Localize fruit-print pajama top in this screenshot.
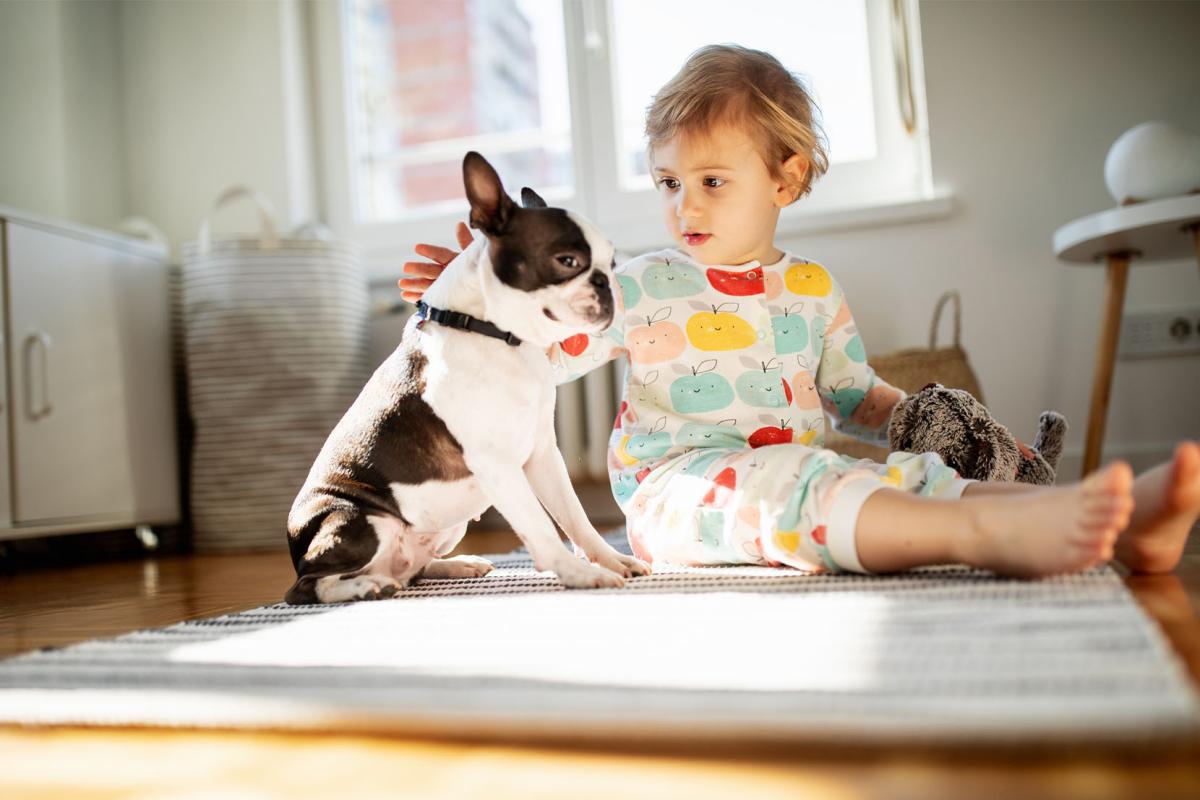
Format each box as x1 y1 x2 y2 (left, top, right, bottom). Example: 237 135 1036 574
548 248 969 573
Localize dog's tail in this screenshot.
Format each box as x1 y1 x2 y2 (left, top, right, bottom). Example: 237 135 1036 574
1034 411 1068 470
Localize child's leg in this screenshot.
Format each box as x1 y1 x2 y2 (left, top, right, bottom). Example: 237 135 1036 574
624 446 971 572
854 462 1135 576
951 442 1200 573
1113 441 1200 573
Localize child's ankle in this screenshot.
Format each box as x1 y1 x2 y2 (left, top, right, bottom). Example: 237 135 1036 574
950 499 991 568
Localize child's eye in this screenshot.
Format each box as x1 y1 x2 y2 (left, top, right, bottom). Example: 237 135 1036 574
658 177 680 190
703 177 725 188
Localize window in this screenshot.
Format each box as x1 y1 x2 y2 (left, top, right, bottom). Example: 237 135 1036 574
345 0 573 222
609 0 877 188
312 0 937 280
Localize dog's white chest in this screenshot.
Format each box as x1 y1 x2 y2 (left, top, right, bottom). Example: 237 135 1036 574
423 332 554 460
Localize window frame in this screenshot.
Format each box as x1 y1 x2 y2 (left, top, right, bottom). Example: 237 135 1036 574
311 0 943 282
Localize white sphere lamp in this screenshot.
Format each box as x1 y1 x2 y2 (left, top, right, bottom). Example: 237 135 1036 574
1103 121 1200 205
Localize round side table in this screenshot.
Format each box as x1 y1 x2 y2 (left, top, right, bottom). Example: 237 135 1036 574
1053 193 1200 478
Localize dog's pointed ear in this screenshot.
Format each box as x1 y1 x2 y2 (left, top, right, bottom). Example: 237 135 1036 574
463 152 515 235
520 187 547 209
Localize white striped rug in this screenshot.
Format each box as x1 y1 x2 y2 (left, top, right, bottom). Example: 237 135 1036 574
0 534 1196 745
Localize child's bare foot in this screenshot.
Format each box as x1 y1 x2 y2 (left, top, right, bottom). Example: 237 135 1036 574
1114 442 1200 574
956 461 1134 578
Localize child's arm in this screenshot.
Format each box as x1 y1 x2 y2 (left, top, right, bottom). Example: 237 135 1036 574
815 280 905 447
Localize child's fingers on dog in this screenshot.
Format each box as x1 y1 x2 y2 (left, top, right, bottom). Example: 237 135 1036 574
399 262 444 282
413 243 460 265
454 220 472 249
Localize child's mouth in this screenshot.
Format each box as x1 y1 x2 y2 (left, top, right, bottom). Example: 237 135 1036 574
683 232 710 246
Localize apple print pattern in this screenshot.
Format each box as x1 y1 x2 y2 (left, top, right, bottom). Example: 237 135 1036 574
550 247 901 467
546 248 922 570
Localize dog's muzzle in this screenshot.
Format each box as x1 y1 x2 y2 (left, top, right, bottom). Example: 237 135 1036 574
586 270 614 325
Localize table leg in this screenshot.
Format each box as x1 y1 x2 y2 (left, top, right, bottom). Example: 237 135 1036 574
1082 253 1131 477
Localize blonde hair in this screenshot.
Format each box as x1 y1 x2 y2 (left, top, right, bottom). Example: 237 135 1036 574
645 44 829 201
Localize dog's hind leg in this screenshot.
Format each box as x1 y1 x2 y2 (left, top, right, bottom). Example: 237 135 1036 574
286 508 432 604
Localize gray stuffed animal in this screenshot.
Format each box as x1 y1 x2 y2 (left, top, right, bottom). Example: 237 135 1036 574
887 383 1067 485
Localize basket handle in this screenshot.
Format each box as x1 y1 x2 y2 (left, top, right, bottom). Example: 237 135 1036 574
118 216 170 248
196 185 281 255
928 291 963 350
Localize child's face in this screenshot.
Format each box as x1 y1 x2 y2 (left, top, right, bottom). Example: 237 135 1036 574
652 124 796 267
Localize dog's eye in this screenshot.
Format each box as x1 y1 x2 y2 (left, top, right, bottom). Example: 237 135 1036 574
557 255 580 269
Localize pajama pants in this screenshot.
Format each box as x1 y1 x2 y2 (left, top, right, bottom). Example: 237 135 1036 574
622 445 972 574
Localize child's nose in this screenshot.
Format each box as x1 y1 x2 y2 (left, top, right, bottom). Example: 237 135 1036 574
677 186 703 219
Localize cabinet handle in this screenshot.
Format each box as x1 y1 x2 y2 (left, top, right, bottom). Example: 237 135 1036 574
22 331 54 421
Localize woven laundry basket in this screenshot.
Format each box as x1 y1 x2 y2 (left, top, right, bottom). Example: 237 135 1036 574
827 291 985 462
180 187 370 551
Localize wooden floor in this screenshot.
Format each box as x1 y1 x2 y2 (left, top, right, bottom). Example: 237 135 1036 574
1 529 1199 799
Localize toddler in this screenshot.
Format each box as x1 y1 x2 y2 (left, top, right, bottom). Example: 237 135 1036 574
401 45 1199 578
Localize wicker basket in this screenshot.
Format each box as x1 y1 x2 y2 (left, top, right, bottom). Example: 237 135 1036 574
827 291 984 461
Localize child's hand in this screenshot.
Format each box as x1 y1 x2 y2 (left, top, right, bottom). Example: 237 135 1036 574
397 221 473 304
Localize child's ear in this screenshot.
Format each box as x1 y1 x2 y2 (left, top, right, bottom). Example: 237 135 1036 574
775 154 809 207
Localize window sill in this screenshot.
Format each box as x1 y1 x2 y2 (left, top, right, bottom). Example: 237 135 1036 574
360 190 956 284
780 189 956 238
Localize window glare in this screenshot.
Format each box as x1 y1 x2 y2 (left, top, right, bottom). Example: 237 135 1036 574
611 0 877 187
347 0 572 223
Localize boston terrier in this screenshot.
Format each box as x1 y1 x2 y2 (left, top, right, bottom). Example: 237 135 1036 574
284 151 650 604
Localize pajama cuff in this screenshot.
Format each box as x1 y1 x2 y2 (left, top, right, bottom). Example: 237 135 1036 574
825 476 887 575
942 477 974 499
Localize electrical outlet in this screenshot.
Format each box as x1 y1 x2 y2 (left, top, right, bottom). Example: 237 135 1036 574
1118 306 1200 358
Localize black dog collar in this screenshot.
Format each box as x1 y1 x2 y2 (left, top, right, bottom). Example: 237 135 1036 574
415 301 523 347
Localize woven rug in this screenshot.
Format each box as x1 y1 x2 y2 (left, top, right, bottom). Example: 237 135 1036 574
1 532 1197 745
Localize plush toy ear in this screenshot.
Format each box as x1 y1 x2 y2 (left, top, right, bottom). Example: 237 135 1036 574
463 151 515 235
1034 411 1067 469
966 418 1020 481
965 420 1000 480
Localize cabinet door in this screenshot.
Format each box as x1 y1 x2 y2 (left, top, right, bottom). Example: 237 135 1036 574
6 221 141 523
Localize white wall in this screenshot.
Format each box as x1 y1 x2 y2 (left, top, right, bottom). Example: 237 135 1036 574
119 0 317 250
0 0 315 246
778 0 1200 474
0 0 125 231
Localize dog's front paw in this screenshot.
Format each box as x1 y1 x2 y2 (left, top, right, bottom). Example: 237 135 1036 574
576 544 651 578
553 559 626 589
610 552 652 578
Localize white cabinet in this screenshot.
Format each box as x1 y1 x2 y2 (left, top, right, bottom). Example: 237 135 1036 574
0 208 179 540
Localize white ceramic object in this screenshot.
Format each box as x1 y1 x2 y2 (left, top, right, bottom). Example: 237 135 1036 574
1104 121 1200 205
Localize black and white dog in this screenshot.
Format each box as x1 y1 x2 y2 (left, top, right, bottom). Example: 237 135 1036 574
285 152 650 604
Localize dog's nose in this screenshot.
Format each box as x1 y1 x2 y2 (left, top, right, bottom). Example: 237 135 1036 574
589 270 609 291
